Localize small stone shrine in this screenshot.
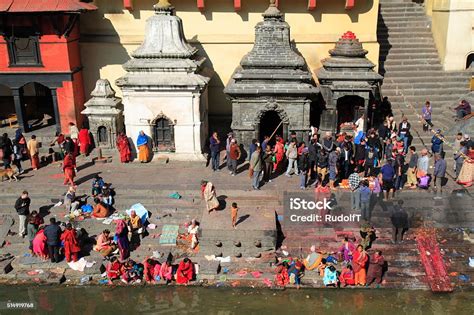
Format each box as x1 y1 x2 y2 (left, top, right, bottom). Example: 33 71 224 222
224 0 317 146
81 79 123 149
317 31 383 133
116 0 212 160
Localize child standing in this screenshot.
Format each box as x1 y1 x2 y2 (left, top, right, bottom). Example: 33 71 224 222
231 202 238 229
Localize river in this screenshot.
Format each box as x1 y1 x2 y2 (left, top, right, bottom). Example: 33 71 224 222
0 286 472 314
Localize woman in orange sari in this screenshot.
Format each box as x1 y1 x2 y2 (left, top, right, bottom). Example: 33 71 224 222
352 244 368 286
63 152 76 186
137 131 150 163
92 198 110 218
176 258 194 285
60 223 81 262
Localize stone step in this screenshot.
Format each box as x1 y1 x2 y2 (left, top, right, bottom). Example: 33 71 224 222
388 88 468 96
380 2 418 7
382 95 464 103
377 26 431 34
379 11 427 21
384 64 443 72
378 37 436 44
383 59 441 66
382 82 466 90
380 48 439 55
383 69 468 77
380 7 425 13
380 52 440 60
380 32 433 39
382 77 470 86
378 21 430 28
379 4 423 9
380 42 436 49
380 17 428 23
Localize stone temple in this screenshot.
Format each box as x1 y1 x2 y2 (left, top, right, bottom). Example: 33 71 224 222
317 31 383 134
224 1 318 146
116 0 212 160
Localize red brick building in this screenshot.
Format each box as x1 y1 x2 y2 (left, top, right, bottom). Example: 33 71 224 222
0 0 95 133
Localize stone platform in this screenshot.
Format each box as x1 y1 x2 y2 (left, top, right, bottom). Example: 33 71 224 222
199 205 276 259
0 150 472 290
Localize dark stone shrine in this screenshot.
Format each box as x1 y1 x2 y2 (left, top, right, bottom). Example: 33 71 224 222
224 0 318 145
317 31 384 133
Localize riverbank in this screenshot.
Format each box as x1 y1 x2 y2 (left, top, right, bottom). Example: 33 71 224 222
0 285 473 314
0 155 473 291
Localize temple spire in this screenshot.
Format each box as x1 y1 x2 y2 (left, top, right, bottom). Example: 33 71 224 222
263 0 282 18
154 0 172 9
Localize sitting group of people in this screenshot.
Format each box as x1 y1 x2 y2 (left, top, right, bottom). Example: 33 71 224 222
63 175 115 219
106 256 195 286
275 232 386 289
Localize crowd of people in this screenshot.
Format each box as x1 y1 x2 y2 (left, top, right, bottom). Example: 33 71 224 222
208 107 473 194
14 181 197 286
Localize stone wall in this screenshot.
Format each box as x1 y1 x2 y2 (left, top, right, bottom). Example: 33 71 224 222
80 0 380 117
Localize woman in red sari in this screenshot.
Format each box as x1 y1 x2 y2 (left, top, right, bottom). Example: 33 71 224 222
143 258 158 283
116 132 131 163
32 226 49 259
63 152 76 186
273 136 285 172
106 256 122 284
60 223 81 262
352 245 368 286
78 126 91 156
176 258 194 285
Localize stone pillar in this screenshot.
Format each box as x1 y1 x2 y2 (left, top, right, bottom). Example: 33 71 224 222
319 108 337 134
51 89 61 133
11 88 26 132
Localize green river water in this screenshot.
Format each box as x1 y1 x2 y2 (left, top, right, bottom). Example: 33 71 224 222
0 286 472 314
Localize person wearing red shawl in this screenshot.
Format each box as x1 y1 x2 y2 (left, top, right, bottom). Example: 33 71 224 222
274 261 290 287
366 250 385 286
116 132 131 163
176 258 194 285
352 245 368 286
106 256 122 284
78 126 91 156
339 264 356 287
63 152 76 186
60 223 81 262
273 136 285 172
143 258 158 283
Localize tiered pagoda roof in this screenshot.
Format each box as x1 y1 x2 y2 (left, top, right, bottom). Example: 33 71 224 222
224 0 317 97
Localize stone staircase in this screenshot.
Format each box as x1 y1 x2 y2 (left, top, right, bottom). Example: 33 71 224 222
0 156 472 288
377 0 472 166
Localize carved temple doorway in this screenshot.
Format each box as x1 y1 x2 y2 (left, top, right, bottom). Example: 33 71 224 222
336 95 365 132
152 116 175 152
259 110 284 146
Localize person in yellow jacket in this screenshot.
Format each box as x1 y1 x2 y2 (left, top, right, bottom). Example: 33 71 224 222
27 135 40 170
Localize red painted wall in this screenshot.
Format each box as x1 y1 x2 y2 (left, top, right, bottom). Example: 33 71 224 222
0 14 86 133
